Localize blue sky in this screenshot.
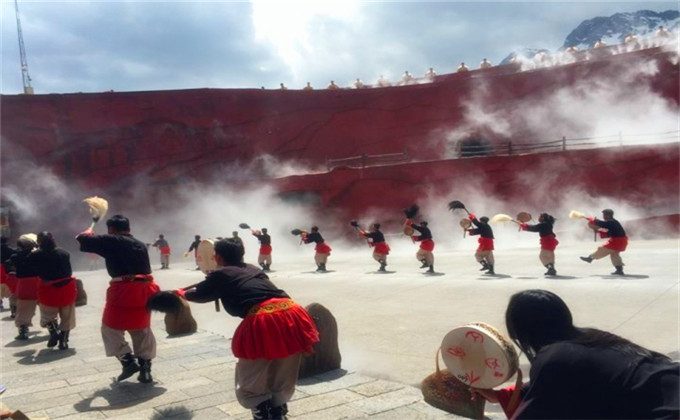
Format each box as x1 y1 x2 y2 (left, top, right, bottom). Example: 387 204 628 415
1 1 676 94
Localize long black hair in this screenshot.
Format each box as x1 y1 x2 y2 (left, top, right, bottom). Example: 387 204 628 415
506 289 670 363
37 231 56 251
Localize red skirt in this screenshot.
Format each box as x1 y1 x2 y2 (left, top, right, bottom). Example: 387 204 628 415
604 236 628 252
540 235 559 251
159 246 171 255
477 237 494 251
0 265 6 284
259 244 273 255
38 277 77 307
315 242 332 255
373 242 390 255
4 272 17 293
103 276 160 330
15 276 40 300
232 298 320 360
419 239 435 252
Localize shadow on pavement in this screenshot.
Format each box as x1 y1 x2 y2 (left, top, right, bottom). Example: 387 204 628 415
547 275 579 280
595 274 650 279
477 273 512 280
15 348 76 364
4 333 47 347
152 406 193 419
366 271 396 274
422 272 445 276
74 385 168 413
298 368 348 385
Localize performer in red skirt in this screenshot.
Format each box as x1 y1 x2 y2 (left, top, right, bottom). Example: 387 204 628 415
0 236 17 316
77 215 160 383
151 234 171 270
467 214 495 275
406 220 435 273
520 213 559 276
302 226 331 272
358 223 391 272
10 234 40 340
251 228 272 272
580 209 628 275
26 231 77 349
179 238 319 420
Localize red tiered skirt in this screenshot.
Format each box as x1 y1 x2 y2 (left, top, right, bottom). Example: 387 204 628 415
15 276 40 300
373 242 390 255
103 275 160 330
232 298 320 360
540 235 559 251
315 242 332 255
3 272 17 294
604 236 628 252
38 277 77 307
259 245 273 255
477 237 494 251
419 239 435 252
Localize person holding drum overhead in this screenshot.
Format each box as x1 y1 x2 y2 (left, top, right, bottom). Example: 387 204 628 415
467 214 495 275
580 208 628 276
518 213 558 276
475 289 679 418
76 215 161 384
177 238 319 420
302 226 332 272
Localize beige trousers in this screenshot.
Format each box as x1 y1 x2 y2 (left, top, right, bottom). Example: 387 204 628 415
160 254 170 267
416 249 434 265
258 254 272 266
101 324 157 359
314 253 329 265
39 303 76 331
14 299 37 327
0 284 11 298
590 247 624 266
475 250 495 266
235 353 302 409
372 252 387 263
539 249 555 265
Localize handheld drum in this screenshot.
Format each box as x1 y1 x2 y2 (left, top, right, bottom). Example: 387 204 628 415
196 239 218 274
459 218 471 238
440 322 519 390
516 212 531 223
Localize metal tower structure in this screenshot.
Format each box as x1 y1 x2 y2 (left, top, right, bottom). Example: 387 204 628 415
14 0 34 94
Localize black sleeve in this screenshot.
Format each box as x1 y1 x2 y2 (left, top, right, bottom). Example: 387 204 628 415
184 274 222 303
411 224 423 234
523 223 541 233
77 234 108 255
470 218 482 228
468 228 480 236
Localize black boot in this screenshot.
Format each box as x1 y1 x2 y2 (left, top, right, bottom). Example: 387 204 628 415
10 305 16 319
479 260 489 271
260 262 266 270
251 400 271 420
544 263 557 276
316 264 323 272
270 403 288 420
137 358 153 383
580 256 593 263
378 261 387 272
265 264 271 272
46 321 60 348
58 330 70 350
319 263 327 272
611 266 625 276
15 325 29 340
117 353 140 382
419 259 428 268
486 265 495 275
427 266 434 274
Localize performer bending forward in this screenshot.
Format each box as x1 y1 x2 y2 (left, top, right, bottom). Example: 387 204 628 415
302 226 331 272
179 238 319 420
580 209 628 275
77 215 160 383
359 223 391 272
252 228 272 272
408 220 435 273
468 214 495 275
520 213 559 276
10 235 40 340
27 232 77 349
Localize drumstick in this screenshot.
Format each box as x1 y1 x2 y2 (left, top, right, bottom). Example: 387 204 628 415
181 283 220 312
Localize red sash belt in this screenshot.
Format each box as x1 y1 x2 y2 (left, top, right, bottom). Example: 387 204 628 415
15 276 40 300
259 244 273 255
232 298 320 360
540 235 559 251
419 239 435 252
373 242 390 255
315 242 332 255
38 276 77 307
604 236 628 252
477 237 494 251
103 274 160 330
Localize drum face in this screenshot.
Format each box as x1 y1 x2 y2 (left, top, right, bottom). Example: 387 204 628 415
459 219 472 229
196 239 218 274
440 323 517 389
516 212 532 223
403 225 415 236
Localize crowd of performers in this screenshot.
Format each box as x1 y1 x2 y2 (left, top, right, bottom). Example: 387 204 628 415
0 205 633 419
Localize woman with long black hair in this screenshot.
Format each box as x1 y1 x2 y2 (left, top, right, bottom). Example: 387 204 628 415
476 290 679 419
